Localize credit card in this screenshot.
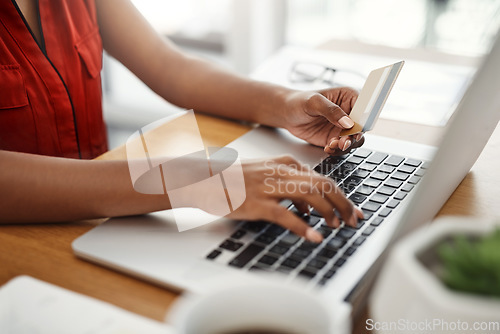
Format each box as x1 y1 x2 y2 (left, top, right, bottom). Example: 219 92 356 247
340 61 404 136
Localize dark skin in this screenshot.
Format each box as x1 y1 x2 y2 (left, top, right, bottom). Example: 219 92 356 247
1 0 364 242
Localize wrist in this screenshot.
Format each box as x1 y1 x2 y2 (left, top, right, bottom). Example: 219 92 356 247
253 83 295 128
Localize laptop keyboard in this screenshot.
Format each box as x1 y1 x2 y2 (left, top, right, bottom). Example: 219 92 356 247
205 148 428 286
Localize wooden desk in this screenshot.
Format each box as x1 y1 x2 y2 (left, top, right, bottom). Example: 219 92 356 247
1 112 499 331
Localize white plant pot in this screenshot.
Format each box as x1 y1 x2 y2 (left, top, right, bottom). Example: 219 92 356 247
369 216 500 334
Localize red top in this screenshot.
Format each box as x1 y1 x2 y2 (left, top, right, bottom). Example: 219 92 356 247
0 0 107 159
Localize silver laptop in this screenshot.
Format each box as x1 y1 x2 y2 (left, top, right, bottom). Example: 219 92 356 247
73 32 500 309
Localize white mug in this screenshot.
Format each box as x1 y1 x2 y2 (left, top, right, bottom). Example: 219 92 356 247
166 279 348 334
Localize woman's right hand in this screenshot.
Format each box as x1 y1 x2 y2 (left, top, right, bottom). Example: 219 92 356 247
226 155 363 243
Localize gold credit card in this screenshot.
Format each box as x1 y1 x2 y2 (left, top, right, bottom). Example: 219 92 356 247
340 61 404 136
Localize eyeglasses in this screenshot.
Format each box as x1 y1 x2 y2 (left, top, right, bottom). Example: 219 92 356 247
288 61 366 88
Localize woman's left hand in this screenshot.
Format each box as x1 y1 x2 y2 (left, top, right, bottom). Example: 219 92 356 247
280 87 364 155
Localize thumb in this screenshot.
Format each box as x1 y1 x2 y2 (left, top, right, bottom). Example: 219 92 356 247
310 94 355 129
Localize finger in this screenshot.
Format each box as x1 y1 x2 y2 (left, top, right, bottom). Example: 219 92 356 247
351 134 365 150
327 137 340 150
338 136 353 151
293 200 310 215
312 176 358 228
270 180 337 226
260 203 323 242
307 94 354 130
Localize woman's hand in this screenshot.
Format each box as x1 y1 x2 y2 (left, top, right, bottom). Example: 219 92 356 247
226 155 363 243
280 87 364 155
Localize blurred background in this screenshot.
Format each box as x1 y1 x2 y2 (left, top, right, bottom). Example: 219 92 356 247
104 0 500 148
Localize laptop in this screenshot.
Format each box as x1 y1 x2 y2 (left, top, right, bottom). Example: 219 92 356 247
73 31 500 309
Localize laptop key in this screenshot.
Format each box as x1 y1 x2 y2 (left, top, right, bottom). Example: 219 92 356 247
366 152 388 165
404 159 422 167
362 226 376 236
347 156 364 165
345 246 357 256
308 259 327 270
356 186 374 196
349 193 367 204
398 165 416 174
280 233 301 246
353 236 366 246
329 168 347 182
266 224 287 237
337 228 356 240
313 156 345 175
384 155 404 167
379 208 392 218
353 148 372 158
371 217 384 226
377 186 396 196
386 199 400 209
394 191 407 200
298 269 317 279
316 227 332 238
220 239 244 251
281 258 301 269
256 233 276 245
361 210 373 220
258 254 278 266
359 163 377 172
385 179 403 188
206 249 222 260
323 269 337 279
408 176 421 184
302 215 321 227
371 172 389 181
229 243 265 268
351 168 370 178
401 183 414 192
370 194 389 204
243 221 268 233
364 178 382 188
344 175 363 187
391 172 410 181
231 229 247 240
421 161 431 169
317 248 337 259
334 257 347 268
362 201 381 212
291 248 312 260
378 165 395 174
325 237 346 250
269 243 289 255
415 168 426 177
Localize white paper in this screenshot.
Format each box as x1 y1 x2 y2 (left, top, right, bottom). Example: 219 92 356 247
252 46 476 127
0 276 173 334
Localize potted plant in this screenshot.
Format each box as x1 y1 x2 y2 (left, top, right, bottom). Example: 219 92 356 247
369 216 500 334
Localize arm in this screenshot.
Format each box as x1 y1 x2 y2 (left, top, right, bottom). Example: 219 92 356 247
0 150 171 223
95 0 289 128
0 150 361 242
95 0 362 153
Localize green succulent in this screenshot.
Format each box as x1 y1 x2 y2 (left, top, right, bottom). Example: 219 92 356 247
438 228 500 297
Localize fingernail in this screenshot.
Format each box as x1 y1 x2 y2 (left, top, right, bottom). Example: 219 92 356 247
342 139 352 151
306 228 323 243
329 138 339 149
339 116 354 129
355 133 363 141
